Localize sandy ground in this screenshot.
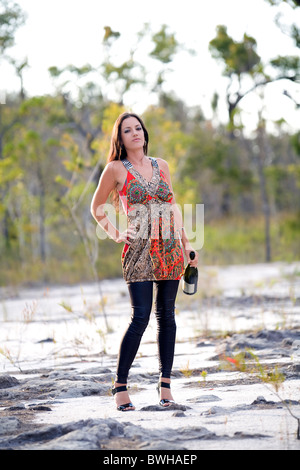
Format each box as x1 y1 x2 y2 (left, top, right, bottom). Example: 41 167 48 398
0 262 299 451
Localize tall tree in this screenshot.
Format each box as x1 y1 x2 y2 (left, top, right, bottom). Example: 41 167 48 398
0 0 26 54
209 16 300 260
209 26 265 215
0 0 26 249
209 25 263 133
209 23 299 133
264 0 300 108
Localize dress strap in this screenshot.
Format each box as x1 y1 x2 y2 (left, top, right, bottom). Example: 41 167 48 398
149 157 158 168
121 159 132 171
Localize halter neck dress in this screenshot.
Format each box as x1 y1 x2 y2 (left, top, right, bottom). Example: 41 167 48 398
118 157 184 283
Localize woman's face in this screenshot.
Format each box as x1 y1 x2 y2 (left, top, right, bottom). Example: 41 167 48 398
120 116 145 153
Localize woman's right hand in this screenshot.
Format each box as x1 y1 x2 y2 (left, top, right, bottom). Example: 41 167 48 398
115 226 137 244
184 245 199 268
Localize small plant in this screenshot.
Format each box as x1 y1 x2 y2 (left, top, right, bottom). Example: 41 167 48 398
180 360 193 378
197 370 207 386
201 370 207 384
0 346 22 372
96 328 107 354
58 301 73 313
22 300 38 323
220 351 248 373
220 349 300 440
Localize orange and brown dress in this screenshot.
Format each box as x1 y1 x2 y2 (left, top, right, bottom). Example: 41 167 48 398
118 157 184 283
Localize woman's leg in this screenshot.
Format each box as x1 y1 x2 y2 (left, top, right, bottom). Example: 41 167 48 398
154 279 179 403
114 281 153 408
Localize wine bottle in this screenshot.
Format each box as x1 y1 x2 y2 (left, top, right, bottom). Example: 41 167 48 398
182 251 198 295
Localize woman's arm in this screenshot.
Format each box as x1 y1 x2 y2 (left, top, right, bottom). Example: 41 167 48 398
90 162 135 243
157 158 199 267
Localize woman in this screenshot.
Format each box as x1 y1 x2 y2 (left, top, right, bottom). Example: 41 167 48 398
91 112 198 411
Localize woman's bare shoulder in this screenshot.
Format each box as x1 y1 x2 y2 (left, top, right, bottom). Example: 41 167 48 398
156 157 170 172
106 159 127 189
105 160 125 176
110 159 125 168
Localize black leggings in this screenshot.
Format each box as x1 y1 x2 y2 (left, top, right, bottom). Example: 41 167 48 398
115 279 179 384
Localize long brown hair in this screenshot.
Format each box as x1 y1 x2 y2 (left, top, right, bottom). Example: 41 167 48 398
107 112 149 208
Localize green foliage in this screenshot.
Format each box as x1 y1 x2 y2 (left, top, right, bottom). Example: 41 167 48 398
270 56 300 75
1 18 300 286
103 26 120 44
291 131 300 156
1 88 300 285
149 24 179 64
202 215 300 265
209 26 261 78
264 0 300 9
0 0 26 53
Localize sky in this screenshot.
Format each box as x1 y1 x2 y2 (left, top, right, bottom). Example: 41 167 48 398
1 0 300 134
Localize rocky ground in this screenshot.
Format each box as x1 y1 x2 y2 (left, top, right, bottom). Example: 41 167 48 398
0 263 300 451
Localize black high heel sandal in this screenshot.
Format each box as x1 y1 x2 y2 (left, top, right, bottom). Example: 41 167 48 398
112 385 135 412
157 381 175 407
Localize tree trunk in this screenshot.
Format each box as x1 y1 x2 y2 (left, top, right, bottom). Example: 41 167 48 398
37 165 46 263
256 124 272 262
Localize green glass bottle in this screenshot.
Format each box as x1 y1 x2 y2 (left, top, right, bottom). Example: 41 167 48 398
182 251 198 295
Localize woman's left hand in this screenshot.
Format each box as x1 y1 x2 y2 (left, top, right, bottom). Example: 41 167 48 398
184 247 199 267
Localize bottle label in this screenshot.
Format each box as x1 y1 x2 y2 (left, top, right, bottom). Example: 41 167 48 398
182 279 195 294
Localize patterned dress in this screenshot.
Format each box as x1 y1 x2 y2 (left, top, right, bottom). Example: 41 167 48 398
118 157 184 283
